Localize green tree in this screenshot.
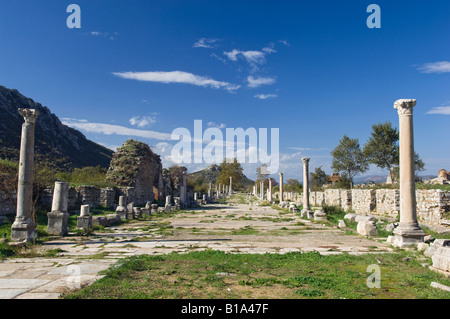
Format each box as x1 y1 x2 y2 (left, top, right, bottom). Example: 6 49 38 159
217 158 244 189
284 179 302 192
310 166 329 189
363 122 425 183
331 135 368 188
363 122 399 178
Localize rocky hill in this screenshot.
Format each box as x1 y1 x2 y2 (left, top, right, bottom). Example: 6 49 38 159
188 164 254 188
0 85 113 170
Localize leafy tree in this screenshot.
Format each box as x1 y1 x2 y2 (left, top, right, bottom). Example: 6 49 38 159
363 122 425 183
331 135 368 188
217 158 244 189
363 122 399 178
0 158 18 208
255 164 270 182
310 166 329 189
284 179 302 192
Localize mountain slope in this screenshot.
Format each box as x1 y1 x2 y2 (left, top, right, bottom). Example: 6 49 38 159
0 85 113 170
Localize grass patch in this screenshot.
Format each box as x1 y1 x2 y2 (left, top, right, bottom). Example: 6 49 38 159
63 250 450 299
230 226 259 235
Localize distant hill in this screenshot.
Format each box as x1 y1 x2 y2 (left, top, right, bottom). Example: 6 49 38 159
354 175 387 184
0 85 113 170
188 164 254 189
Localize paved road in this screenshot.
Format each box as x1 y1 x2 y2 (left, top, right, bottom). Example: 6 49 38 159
0 198 391 299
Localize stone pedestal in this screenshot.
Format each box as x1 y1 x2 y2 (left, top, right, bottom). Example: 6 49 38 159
151 204 158 214
115 196 127 220
11 108 39 242
47 182 70 236
77 205 92 230
392 99 425 247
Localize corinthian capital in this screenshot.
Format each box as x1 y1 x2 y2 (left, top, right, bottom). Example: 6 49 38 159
302 157 310 165
18 108 39 123
394 99 416 116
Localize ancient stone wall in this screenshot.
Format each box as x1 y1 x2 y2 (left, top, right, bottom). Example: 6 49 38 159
416 189 448 226
100 187 116 209
351 189 376 214
324 189 341 207
76 186 100 208
0 190 16 216
375 189 399 218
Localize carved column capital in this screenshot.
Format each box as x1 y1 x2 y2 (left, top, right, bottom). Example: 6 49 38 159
394 99 416 116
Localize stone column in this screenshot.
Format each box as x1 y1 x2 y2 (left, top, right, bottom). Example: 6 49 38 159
47 181 70 236
392 99 425 247
77 204 93 230
301 158 311 216
260 181 264 200
115 196 126 219
279 173 284 202
229 177 233 194
268 178 273 202
11 109 39 241
180 171 187 208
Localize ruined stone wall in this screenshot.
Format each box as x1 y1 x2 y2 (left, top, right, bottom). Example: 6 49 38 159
76 186 100 208
100 187 116 209
309 191 325 207
340 190 352 211
351 189 376 214
375 189 399 218
0 190 16 216
325 189 341 207
416 189 448 227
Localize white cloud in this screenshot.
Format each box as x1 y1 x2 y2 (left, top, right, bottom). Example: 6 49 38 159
223 46 276 72
247 76 276 88
129 115 157 128
254 94 277 99
62 118 172 141
417 61 450 74
90 31 102 36
207 121 226 129
427 106 450 115
112 71 240 92
278 40 290 46
193 38 219 48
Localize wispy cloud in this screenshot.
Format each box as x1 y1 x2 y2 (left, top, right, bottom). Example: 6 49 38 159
207 121 226 129
416 61 450 74
62 118 172 140
193 38 219 48
247 76 276 88
223 46 276 72
427 106 450 115
129 114 157 128
112 71 240 92
89 31 117 40
278 40 290 46
254 94 277 99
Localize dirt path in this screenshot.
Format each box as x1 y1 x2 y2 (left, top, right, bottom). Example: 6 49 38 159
0 195 392 299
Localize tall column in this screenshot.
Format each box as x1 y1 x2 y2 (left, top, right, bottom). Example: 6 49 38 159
279 173 284 202
260 181 264 200
229 177 233 194
180 171 187 207
47 181 70 236
393 99 425 247
268 178 272 202
301 158 311 215
11 108 39 241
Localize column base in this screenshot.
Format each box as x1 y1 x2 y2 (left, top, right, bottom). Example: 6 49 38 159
392 223 425 248
77 216 93 230
47 211 69 236
11 217 37 242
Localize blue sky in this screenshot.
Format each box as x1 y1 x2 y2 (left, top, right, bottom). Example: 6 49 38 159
0 0 449 181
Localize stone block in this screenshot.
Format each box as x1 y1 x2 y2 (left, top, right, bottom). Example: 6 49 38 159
106 214 121 226
338 220 346 228
431 244 450 275
46 212 69 236
314 210 327 221
357 220 378 236
92 216 108 227
77 216 92 230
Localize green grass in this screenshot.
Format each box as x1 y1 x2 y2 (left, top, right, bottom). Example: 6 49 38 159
62 250 450 299
230 226 259 235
